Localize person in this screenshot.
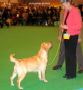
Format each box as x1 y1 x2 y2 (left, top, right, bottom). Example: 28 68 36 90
53 2 83 74
59 0 82 79
52 8 65 70
52 38 83 74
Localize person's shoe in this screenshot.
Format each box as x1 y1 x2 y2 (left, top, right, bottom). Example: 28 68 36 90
78 70 83 74
63 74 68 78
52 65 62 70
63 75 67 78
66 76 76 80
63 74 76 79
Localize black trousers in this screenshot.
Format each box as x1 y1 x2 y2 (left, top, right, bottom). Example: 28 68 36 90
64 35 78 77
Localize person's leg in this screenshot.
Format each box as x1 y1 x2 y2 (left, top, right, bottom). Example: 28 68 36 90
76 43 83 73
64 39 70 77
64 35 78 79
57 41 65 65
53 41 65 70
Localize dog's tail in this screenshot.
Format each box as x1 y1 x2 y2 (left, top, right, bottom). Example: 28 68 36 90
10 54 18 64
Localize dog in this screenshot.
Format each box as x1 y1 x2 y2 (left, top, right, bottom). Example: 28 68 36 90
10 42 52 89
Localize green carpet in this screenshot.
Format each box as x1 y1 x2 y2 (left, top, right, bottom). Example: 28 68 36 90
0 26 83 90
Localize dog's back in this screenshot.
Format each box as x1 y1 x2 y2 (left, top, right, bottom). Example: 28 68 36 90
10 42 52 89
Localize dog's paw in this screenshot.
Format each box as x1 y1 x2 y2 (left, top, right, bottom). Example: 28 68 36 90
10 81 14 86
19 86 23 90
39 78 43 81
43 79 48 83
11 83 14 86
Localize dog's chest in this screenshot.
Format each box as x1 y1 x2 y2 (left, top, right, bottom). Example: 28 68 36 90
40 50 47 59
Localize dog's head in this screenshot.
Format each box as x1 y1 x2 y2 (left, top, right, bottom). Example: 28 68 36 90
41 42 52 51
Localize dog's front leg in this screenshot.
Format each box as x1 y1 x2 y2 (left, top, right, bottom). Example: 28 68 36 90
38 71 42 81
41 70 48 83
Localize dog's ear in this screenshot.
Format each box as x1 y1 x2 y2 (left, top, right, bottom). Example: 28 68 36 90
10 53 15 57
48 41 52 45
41 42 52 47
41 42 52 51
41 42 46 48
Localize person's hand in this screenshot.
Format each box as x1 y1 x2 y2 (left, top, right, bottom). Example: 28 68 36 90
60 24 68 30
60 28 64 32
78 38 82 43
58 35 63 41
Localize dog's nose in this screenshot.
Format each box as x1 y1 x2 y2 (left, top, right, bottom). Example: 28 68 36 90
49 42 52 47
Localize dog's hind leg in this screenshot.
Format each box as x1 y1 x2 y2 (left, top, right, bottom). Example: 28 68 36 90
10 69 17 86
17 73 26 90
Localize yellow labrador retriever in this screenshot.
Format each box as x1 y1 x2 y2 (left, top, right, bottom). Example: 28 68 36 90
10 42 52 89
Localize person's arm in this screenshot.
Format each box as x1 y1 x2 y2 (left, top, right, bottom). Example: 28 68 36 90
58 9 64 41
78 30 82 43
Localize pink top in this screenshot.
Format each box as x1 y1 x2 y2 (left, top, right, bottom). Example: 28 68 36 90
64 6 82 36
